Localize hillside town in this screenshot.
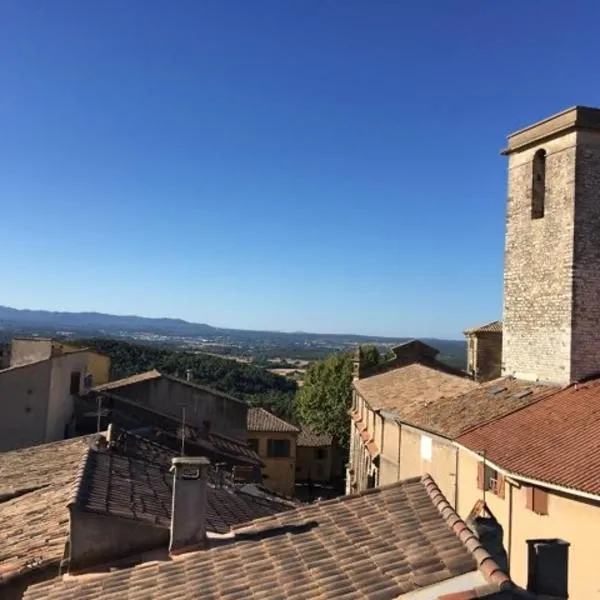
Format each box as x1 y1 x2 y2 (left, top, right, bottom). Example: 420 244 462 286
1 105 599 599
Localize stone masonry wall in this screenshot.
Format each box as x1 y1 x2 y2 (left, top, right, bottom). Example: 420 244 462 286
502 132 577 384
571 130 600 381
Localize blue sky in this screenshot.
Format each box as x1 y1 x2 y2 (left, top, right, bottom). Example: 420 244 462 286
1 1 599 339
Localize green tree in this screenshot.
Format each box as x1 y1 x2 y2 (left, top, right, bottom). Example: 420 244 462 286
360 344 381 370
296 351 353 449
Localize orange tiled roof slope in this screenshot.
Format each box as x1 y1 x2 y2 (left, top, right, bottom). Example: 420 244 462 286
247 407 299 433
463 320 502 335
24 475 515 600
0 436 91 584
354 362 478 417
458 379 600 496
297 427 332 447
405 377 560 439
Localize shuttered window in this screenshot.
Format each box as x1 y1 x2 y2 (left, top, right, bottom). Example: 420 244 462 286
525 486 549 515
476 462 505 498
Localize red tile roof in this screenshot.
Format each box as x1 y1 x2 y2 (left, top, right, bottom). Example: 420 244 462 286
23 475 514 600
297 427 332 447
457 380 600 496
247 407 299 433
0 436 91 585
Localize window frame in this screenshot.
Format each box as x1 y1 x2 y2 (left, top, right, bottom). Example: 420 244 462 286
267 438 291 458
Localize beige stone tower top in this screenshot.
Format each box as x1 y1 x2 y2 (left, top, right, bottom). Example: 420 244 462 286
502 105 600 384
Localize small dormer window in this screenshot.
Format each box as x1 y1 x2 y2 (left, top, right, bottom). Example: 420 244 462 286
532 149 546 219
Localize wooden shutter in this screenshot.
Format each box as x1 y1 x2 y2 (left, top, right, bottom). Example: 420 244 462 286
477 461 485 490
496 474 505 499
525 486 534 510
533 487 549 515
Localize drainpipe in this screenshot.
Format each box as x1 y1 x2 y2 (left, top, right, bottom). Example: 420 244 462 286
507 479 513 573
454 446 459 510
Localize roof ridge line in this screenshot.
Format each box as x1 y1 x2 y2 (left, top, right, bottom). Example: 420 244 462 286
420 474 512 591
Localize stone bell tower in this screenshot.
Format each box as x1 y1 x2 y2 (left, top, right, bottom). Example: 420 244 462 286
502 106 600 384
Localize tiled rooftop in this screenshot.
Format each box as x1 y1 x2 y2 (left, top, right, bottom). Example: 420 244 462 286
297 427 332 447
93 369 162 391
0 430 289 589
463 320 503 335
396 377 560 439
247 407 299 433
78 391 261 466
458 379 600 496
23 476 513 600
73 441 297 534
354 361 478 418
0 436 90 584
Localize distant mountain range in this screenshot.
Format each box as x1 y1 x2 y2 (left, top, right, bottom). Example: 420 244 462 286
0 305 465 360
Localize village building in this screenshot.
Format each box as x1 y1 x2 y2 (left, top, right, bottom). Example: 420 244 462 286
10 337 110 386
464 320 503 382
348 339 477 495
295 427 334 483
246 407 299 496
0 346 109 452
92 369 248 441
453 380 600 600
346 105 600 600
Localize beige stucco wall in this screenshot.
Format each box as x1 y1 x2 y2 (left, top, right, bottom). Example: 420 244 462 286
112 377 248 441
379 417 400 487
61 344 110 386
248 432 297 496
456 447 600 600
0 360 52 452
296 445 331 482
399 426 457 506
46 352 92 442
10 338 53 367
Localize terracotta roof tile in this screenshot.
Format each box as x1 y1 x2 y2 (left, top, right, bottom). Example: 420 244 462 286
23 476 515 600
247 407 299 433
457 380 600 496
354 362 478 431
397 377 560 439
297 428 331 447
0 436 91 584
463 320 503 335
73 437 295 534
92 370 162 391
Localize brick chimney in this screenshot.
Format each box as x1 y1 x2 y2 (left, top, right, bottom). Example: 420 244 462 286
169 456 210 554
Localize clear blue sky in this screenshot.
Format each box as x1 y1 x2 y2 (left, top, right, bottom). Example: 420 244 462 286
1 1 599 339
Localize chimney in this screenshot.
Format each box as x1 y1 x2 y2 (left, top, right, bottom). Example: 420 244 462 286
169 456 210 554
526 538 570 598
186 369 192 382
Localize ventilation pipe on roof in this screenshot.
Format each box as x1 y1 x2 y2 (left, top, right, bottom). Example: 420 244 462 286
169 456 210 554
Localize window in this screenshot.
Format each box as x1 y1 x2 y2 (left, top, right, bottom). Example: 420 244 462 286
477 462 505 498
315 448 327 461
420 435 433 461
526 486 549 515
267 439 290 458
69 371 81 394
248 438 259 454
532 148 546 219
